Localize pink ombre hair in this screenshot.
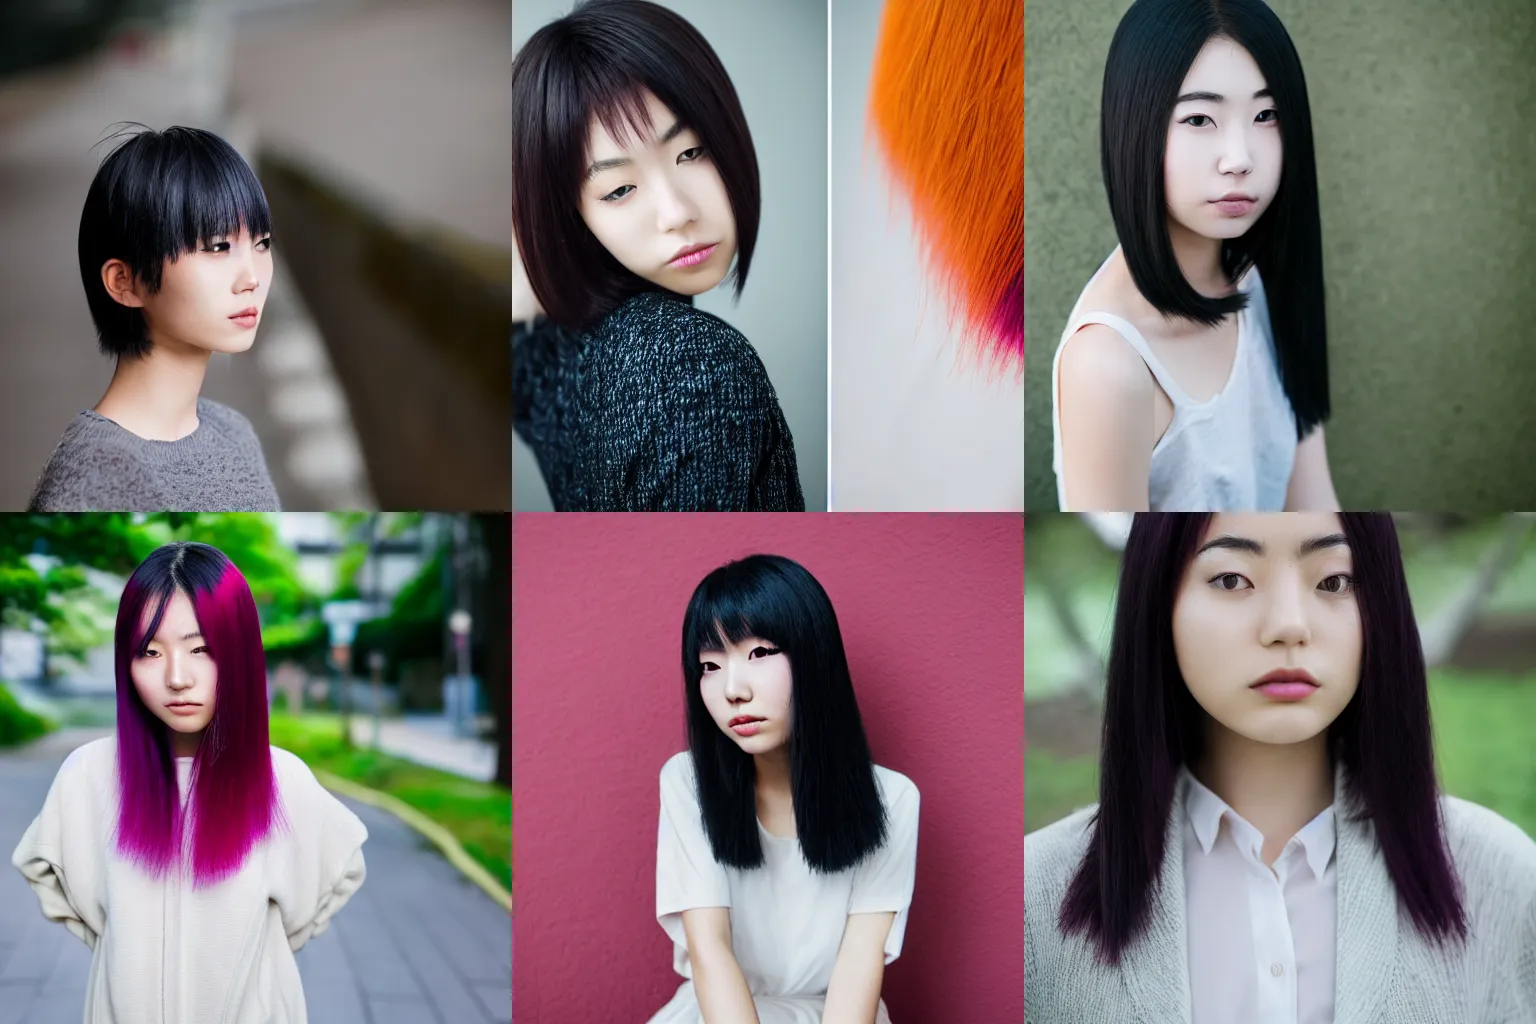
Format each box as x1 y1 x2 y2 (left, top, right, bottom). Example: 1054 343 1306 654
114 542 286 886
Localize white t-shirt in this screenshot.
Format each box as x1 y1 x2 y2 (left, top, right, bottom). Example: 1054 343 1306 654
1181 767 1337 1024
648 751 920 1024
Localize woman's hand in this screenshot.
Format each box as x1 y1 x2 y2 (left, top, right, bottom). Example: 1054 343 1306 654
822 911 896 1024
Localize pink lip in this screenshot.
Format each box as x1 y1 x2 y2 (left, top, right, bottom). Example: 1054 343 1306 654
729 715 765 736
1250 669 1318 702
668 243 717 268
166 702 203 716
1211 194 1257 217
229 308 259 328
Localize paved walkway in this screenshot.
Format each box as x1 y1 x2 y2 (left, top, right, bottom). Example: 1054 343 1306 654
349 713 498 782
0 729 509 1023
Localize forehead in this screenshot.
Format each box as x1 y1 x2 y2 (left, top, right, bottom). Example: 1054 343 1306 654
1197 513 1348 555
1178 36 1268 95
585 88 682 158
139 589 199 634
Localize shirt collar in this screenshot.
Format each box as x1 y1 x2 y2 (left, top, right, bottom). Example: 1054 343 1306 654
1179 764 1337 880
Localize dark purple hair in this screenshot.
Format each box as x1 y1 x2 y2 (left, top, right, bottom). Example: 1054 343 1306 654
114 542 285 886
1059 513 1468 964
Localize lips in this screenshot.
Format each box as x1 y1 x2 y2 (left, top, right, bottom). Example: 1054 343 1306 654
667 242 717 268
166 701 202 707
1214 192 1257 203
728 715 765 727
1249 668 1318 688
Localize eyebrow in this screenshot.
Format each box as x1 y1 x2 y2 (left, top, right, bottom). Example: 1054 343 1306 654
181 631 203 641
1175 88 1273 104
1196 533 1349 558
584 120 689 180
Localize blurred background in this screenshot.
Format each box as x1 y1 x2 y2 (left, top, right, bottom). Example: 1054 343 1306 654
0 0 510 511
512 0 828 511
1025 513 1536 845
0 512 510 1023
1025 0 1536 510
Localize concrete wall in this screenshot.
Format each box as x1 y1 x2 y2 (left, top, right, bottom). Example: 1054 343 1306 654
1025 0 1536 509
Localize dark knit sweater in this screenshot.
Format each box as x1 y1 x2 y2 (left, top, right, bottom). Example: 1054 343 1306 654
27 397 281 512
513 292 804 511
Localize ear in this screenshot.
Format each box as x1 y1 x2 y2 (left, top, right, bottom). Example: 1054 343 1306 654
100 259 147 309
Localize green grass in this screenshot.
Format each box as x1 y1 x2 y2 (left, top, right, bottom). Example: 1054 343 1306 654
267 713 511 894
0 681 56 747
1024 670 1536 841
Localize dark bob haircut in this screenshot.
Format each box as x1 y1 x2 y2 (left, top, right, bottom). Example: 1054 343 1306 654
1101 0 1328 435
511 0 760 329
1059 513 1468 966
78 124 273 359
681 554 887 874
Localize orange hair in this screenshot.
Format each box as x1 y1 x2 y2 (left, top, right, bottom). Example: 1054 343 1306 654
868 0 1023 372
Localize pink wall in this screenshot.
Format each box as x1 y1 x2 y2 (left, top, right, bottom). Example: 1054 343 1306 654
512 513 1023 1022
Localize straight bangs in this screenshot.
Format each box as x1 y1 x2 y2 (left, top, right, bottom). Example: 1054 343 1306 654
512 0 760 329
681 554 887 874
115 543 285 888
1100 0 1328 434
1059 513 1467 966
79 125 273 358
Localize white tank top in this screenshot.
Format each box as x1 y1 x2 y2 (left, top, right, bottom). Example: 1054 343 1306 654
1050 251 1298 511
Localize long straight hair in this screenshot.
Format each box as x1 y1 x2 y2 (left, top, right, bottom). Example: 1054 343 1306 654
512 0 760 329
115 543 284 886
681 554 888 874
1059 513 1467 965
1101 0 1328 435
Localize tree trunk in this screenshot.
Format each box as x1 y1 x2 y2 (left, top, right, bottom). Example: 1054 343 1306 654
1420 513 1535 667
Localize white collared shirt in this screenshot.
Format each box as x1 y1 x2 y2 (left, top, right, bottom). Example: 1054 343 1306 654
1181 767 1338 1024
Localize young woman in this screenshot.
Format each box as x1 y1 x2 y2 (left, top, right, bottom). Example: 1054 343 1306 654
11 543 367 1023
28 125 280 512
1050 0 1340 512
1025 514 1536 1023
650 554 919 1023
512 0 804 511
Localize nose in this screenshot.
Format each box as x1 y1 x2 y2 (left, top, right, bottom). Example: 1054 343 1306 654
722 656 752 703
653 174 699 234
167 649 195 691
1258 571 1311 648
1217 123 1254 177
233 240 262 294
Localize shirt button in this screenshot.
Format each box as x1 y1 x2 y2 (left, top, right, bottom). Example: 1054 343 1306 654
1271 963 1284 977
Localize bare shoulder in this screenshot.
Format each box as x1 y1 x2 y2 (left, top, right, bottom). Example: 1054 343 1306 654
1057 322 1156 404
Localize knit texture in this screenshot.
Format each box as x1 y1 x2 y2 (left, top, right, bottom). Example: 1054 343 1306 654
11 737 368 1023
1025 767 1536 1023
27 397 280 512
513 291 804 511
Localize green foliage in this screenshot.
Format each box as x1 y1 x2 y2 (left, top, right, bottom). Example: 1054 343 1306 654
267 713 510 892
0 682 55 747
262 616 328 665
353 547 447 677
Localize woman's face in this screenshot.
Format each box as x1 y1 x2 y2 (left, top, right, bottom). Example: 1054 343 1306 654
1172 513 1361 746
578 89 737 296
106 226 272 355
1164 36 1283 241
698 633 792 755
131 589 218 749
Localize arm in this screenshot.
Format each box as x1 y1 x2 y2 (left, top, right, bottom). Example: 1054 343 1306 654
681 907 761 1024
822 911 897 1024
1055 325 1156 511
1283 425 1340 511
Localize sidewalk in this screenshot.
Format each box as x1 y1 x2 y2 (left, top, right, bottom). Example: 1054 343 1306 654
0 729 510 1023
348 713 499 783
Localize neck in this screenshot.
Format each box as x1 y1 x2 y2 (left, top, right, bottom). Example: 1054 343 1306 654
1192 720 1334 866
95 338 211 441
753 744 792 799
1167 217 1233 299
170 729 203 759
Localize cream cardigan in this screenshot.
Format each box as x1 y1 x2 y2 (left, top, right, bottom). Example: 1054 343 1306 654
10 738 368 1023
1026 766 1536 1023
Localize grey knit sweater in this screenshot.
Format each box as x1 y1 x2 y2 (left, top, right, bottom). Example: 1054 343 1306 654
513 292 804 511
27 397 280 512
1025 763 1536 1023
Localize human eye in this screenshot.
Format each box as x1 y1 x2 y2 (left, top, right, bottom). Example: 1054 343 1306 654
139 647 162 659
200 239 231 253
192 644 212 655
1317 573 1354 595
255 235 273 252
677 145 707 164
700 659 720 672
600 184 635 203
748 645 781 659
1179 114 1214 128
1256 108 1279 124
1207 572 1252 592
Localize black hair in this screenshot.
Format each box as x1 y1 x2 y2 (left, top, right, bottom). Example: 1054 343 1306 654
1101 0 1328 435
681 554 888 874
511 0 760 329
78 124 273 358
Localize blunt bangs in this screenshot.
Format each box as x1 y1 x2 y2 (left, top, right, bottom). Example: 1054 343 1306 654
78 124 273 359
512 0 761 329
1058 513 1467 965
680 554 887 874
1100 0 1328 435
